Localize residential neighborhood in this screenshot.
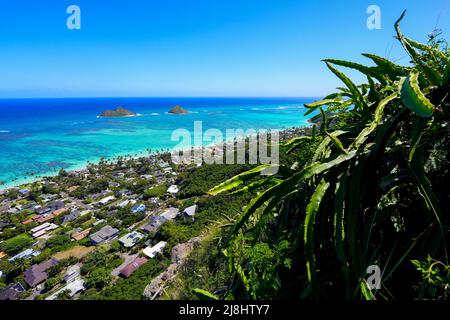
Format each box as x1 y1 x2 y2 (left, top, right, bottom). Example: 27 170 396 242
0 129 307 300
0 151 203 300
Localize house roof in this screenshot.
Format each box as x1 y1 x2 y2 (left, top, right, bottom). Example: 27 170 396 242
167 185 179 194
119 257 148 278
141 215 167 233
183 205 198 217
8 248 41 262
52 207 68 216
45 279 85 300
131 203 146 212
72 228 91 241
160 207 180 220
143 241 167 259
0 221 10 230
62 210 81 225
24 258 59 287
89 226 119 244
118 231 145 248
0 283 26 300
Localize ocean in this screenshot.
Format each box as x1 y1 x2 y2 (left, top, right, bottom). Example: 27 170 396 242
0 97 317 188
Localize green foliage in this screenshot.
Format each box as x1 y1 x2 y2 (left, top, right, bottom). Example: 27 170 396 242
178 164 253 198
159 221 193 247
162 228 233 300
86 267 112 290
80 258 169 300
209 15 450 300
81 250 123 275
192 288 219 300
46 275 62 289
45 235 72 250
0 234 33 255
143 184 167 198
412 256 450 300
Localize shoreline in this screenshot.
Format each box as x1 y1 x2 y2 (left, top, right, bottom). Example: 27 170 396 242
0 126 309 192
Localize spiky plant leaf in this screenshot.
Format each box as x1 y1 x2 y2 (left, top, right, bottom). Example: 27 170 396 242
208 164 273 195
324 62 368 115
192 288 220 300
304 179 331 289
400 72 435 118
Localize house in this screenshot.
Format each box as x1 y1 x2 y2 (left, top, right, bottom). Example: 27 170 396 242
160 207 180 221
97 196 115 206
131 203 146 213
71 228 91 241
143 241 167 259
89 226 119 245
141 215 167 233
35 207 52 215
0 221 10 231
31 222 58 238
24 258 59 287
119 257 148 278
92 219 106 226
40 194 58 203
36 213 56 224
118 199 133 208
0 204 11 214
36 200 64 215
61 210 81 225
167 185 179 194
63 265 81 283
19 188 30 196
67 186 79 193
118 189 132 197
183 205 198 219
0 283 26 300
8 248 41 262
52 207 68 217
118 231 145 248
45 278 85 300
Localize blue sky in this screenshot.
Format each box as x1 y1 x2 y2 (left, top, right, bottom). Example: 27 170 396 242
0 0 449 98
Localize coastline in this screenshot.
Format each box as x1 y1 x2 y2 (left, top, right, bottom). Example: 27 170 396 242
0 125 309 191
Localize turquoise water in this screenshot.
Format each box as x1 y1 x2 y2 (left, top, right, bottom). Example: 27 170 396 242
0 98 316 188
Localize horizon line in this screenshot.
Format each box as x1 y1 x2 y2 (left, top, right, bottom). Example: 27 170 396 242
0 96 323 100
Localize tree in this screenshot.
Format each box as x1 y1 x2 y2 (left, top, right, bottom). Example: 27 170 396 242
0 234 34 255
86 268 111 290
45 235 71 250
56 289 72 300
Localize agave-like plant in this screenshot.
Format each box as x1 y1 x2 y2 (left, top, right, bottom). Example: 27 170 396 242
207 12 450 300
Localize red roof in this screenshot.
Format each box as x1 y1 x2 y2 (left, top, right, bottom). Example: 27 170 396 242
52 208 67 216
72 228 91 241
119 257 148 278
37 214 54 223
22 219 34 225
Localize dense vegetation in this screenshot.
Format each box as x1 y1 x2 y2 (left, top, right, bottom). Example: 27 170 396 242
206 14 450 300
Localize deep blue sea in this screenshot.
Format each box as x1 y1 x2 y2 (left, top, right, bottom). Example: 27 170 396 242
0 97 316 188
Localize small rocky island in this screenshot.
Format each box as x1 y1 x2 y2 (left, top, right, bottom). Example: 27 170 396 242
99 107 137 117
168 105 189 114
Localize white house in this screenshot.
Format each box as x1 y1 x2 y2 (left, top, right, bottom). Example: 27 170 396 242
160 207 180 221
45 278 85 300
143 241 167 259
98 196 115 206
167 185 179 194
